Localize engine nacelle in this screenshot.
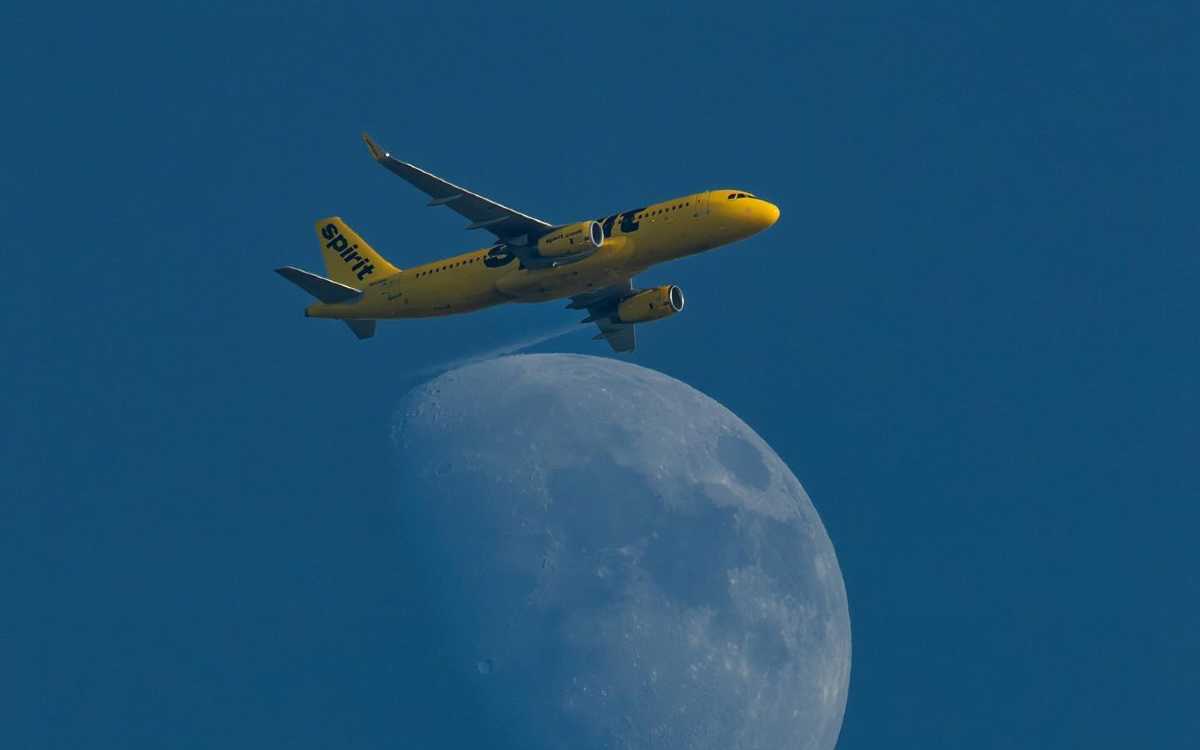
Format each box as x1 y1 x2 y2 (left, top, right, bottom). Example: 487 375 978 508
617 285 685 324
536 220 604 258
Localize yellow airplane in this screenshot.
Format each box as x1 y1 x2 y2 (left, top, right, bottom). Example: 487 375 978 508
276 134 780 351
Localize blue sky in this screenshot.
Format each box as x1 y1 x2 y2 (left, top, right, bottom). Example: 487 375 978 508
4 2 1198 747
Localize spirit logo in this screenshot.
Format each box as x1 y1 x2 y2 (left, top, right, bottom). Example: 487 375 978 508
321 224 376 281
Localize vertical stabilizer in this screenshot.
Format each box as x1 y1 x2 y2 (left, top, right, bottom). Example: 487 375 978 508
315 217 401 287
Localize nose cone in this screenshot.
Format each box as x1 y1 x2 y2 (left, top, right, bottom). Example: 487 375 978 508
760 201 781 229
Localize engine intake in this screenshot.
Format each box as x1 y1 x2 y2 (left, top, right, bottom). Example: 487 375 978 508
617 285 685 324
537 220 604 258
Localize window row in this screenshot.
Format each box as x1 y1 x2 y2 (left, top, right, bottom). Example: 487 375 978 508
415 255 483 277
642 201 690 219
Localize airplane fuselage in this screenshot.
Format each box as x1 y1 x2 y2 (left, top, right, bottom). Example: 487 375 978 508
306 189 779 320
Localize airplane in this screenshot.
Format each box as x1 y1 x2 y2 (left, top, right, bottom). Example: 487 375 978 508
275 133 780 352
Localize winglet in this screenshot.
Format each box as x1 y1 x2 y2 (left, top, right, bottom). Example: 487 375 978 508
362 132 387 161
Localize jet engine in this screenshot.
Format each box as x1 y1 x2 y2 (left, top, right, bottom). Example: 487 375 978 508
537 220 604 258
617 285 685 324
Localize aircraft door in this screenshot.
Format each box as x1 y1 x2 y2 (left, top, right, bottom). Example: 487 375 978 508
692 191 709 218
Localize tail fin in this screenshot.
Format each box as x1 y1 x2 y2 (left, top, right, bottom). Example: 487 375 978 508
316 217 401 287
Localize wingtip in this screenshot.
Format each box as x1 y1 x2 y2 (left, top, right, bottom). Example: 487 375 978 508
361 132 387 160
275 265 309 284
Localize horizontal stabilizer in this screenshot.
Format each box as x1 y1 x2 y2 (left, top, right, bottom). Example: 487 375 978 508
344 319 376 339
275 266 362 304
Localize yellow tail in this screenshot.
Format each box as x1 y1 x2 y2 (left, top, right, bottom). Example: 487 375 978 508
315 217 400 287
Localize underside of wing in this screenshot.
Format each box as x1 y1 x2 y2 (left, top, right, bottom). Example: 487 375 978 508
593 319 636 353
362 133 553 243
568 280 637 353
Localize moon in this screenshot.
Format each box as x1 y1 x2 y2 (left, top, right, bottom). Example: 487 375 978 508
392 354 850 750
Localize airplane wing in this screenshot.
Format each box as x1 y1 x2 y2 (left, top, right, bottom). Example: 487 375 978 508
362 133 553 243
568 280 636 353
592 318 636 353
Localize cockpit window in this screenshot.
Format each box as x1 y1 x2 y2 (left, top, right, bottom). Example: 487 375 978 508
727 192 754 200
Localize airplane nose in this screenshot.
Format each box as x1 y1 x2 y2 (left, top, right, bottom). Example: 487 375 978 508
762 201 780 228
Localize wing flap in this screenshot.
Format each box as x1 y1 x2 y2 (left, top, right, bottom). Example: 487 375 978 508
593 320 636 352
569 279 637 353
